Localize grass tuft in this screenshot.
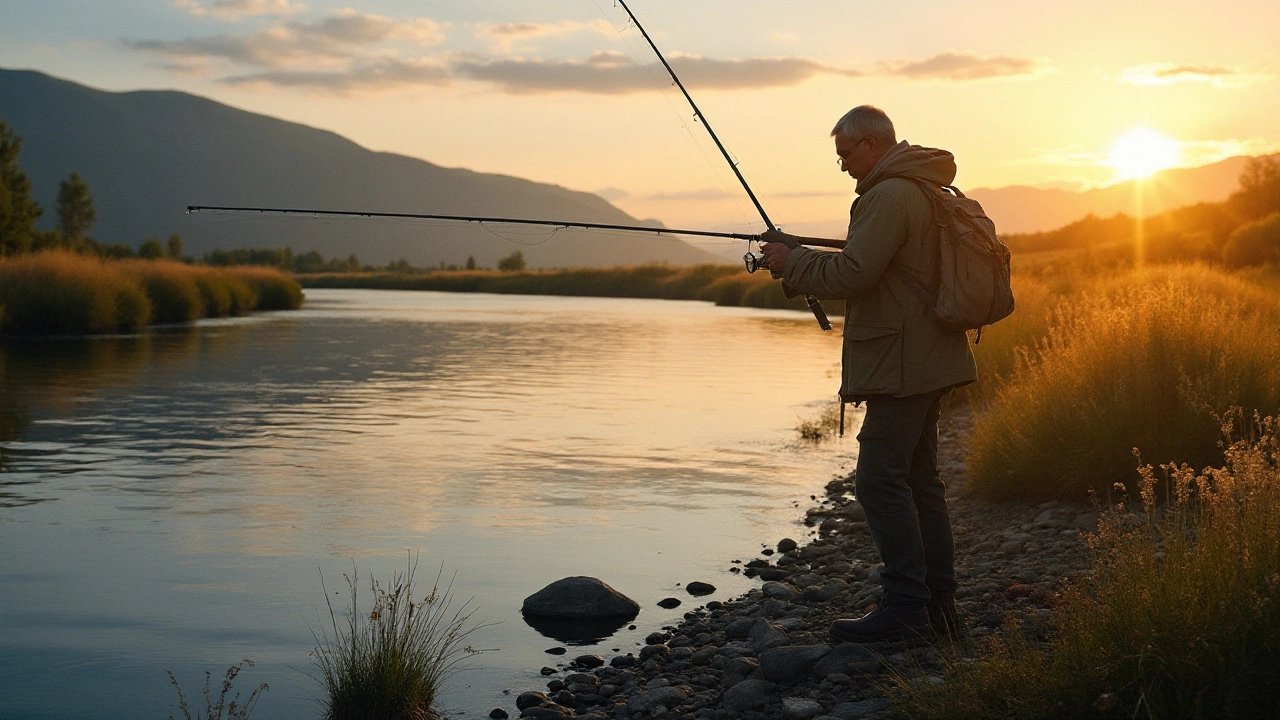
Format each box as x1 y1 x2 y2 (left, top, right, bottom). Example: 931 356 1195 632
894 412 1280 719
311 556 487 720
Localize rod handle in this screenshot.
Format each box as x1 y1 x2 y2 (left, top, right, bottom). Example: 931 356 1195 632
806 295 832 331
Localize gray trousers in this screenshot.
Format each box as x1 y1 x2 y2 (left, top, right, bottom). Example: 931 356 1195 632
853 389 956 610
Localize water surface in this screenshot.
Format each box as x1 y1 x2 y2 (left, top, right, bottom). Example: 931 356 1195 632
0 289 857 719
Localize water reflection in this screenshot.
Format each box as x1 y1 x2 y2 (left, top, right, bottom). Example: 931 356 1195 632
0 290 853 719
522 614 637 646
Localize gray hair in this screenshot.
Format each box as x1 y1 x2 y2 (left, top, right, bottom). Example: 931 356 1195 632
831 105 896 147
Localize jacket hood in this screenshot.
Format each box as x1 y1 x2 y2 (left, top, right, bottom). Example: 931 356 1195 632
856 141 957 195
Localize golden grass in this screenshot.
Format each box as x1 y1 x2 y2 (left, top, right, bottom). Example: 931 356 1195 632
0 251 303 335
894 414 1280 719
0 250 150 334
968 264 1280 499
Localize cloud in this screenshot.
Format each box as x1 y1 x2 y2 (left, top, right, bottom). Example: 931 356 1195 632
879 51 1049 81
222 58 451 92
454 51 856 94
471 20 614 54
127 10 445 70
173 0 306 21
1117 62 1266 88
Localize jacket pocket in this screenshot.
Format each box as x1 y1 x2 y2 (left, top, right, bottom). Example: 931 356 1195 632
840 324 904 399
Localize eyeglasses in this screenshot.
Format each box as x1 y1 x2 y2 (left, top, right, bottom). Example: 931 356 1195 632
835 137 871 167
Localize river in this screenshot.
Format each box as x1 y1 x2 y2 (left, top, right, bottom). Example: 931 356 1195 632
0 288 857 719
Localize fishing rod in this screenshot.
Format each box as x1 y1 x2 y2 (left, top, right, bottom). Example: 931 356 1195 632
613 0 833 331
185 205 766 242
185 205 847 248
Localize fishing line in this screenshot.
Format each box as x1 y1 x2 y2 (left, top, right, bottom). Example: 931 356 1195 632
590 0 757 233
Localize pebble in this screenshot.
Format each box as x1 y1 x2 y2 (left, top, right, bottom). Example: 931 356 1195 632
506 407 1092 720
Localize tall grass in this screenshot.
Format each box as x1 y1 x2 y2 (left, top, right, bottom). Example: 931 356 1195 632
0 251 302 335
0 250 150 334
232 266 304 310
894 414 1280 719
968 264 1280 499
312 558 486 720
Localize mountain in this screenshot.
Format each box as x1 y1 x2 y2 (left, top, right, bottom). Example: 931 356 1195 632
969 155 1272 235
0 68 727 268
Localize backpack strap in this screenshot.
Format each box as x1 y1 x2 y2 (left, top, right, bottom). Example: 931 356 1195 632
889 178 945 308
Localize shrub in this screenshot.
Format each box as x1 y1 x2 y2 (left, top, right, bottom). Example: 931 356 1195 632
894 415 1280 719
312 558 486 720
1222 211 1280 268
968 264 1280 499
0 250 150 334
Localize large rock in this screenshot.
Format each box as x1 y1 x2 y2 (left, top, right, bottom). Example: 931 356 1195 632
782 698 826 720
747 619 792 653
722 679 777 712
626 685 692 714
522 576 639 618
760 645 831 683
813 643 880 677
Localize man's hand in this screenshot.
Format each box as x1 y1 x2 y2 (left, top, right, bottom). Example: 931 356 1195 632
760 241 791 276
760 228 800 248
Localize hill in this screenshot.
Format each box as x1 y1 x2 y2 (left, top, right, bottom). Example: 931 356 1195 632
0 68 728 269
969 155 1274 234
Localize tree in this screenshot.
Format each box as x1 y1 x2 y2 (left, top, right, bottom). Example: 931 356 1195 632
138 238 165 259
166 234 183 260
497 250 526 272
465 255 476 270
0 121 42 255
1230 156 1280 221
56 172 96 240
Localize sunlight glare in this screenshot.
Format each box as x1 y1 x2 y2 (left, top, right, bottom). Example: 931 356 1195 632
1108 128 1182 181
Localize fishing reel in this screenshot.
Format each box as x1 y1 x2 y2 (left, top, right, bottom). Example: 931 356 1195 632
743 250 766 274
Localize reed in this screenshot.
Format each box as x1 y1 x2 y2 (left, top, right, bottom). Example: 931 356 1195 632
0 250 150 335
311 558 486 720
968 264 1280 499
0 251 302 335
894 415 1280 719
122 259 204 324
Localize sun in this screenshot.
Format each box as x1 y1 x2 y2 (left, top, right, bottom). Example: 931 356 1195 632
1108 128 1182 181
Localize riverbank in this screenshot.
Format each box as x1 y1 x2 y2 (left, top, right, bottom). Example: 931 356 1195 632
503 404 1096 720
296 265 827 313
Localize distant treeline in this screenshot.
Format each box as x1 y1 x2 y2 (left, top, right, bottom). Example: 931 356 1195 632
203 247 529 274
1002 156 1280 267
299 263 822 312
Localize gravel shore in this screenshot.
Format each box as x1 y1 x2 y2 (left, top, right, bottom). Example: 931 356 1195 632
500 405 1098 720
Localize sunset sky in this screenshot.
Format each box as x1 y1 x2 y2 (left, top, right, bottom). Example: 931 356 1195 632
2 0 1277 237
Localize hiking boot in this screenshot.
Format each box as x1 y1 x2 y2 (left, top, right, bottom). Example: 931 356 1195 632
927 594 958 638
829 605 930 644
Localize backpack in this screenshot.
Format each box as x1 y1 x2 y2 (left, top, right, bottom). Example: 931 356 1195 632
892 180 1014 343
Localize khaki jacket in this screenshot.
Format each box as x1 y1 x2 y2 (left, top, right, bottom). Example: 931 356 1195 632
783 141 977 401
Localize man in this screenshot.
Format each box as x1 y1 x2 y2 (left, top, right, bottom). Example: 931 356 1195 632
759 105 977 642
